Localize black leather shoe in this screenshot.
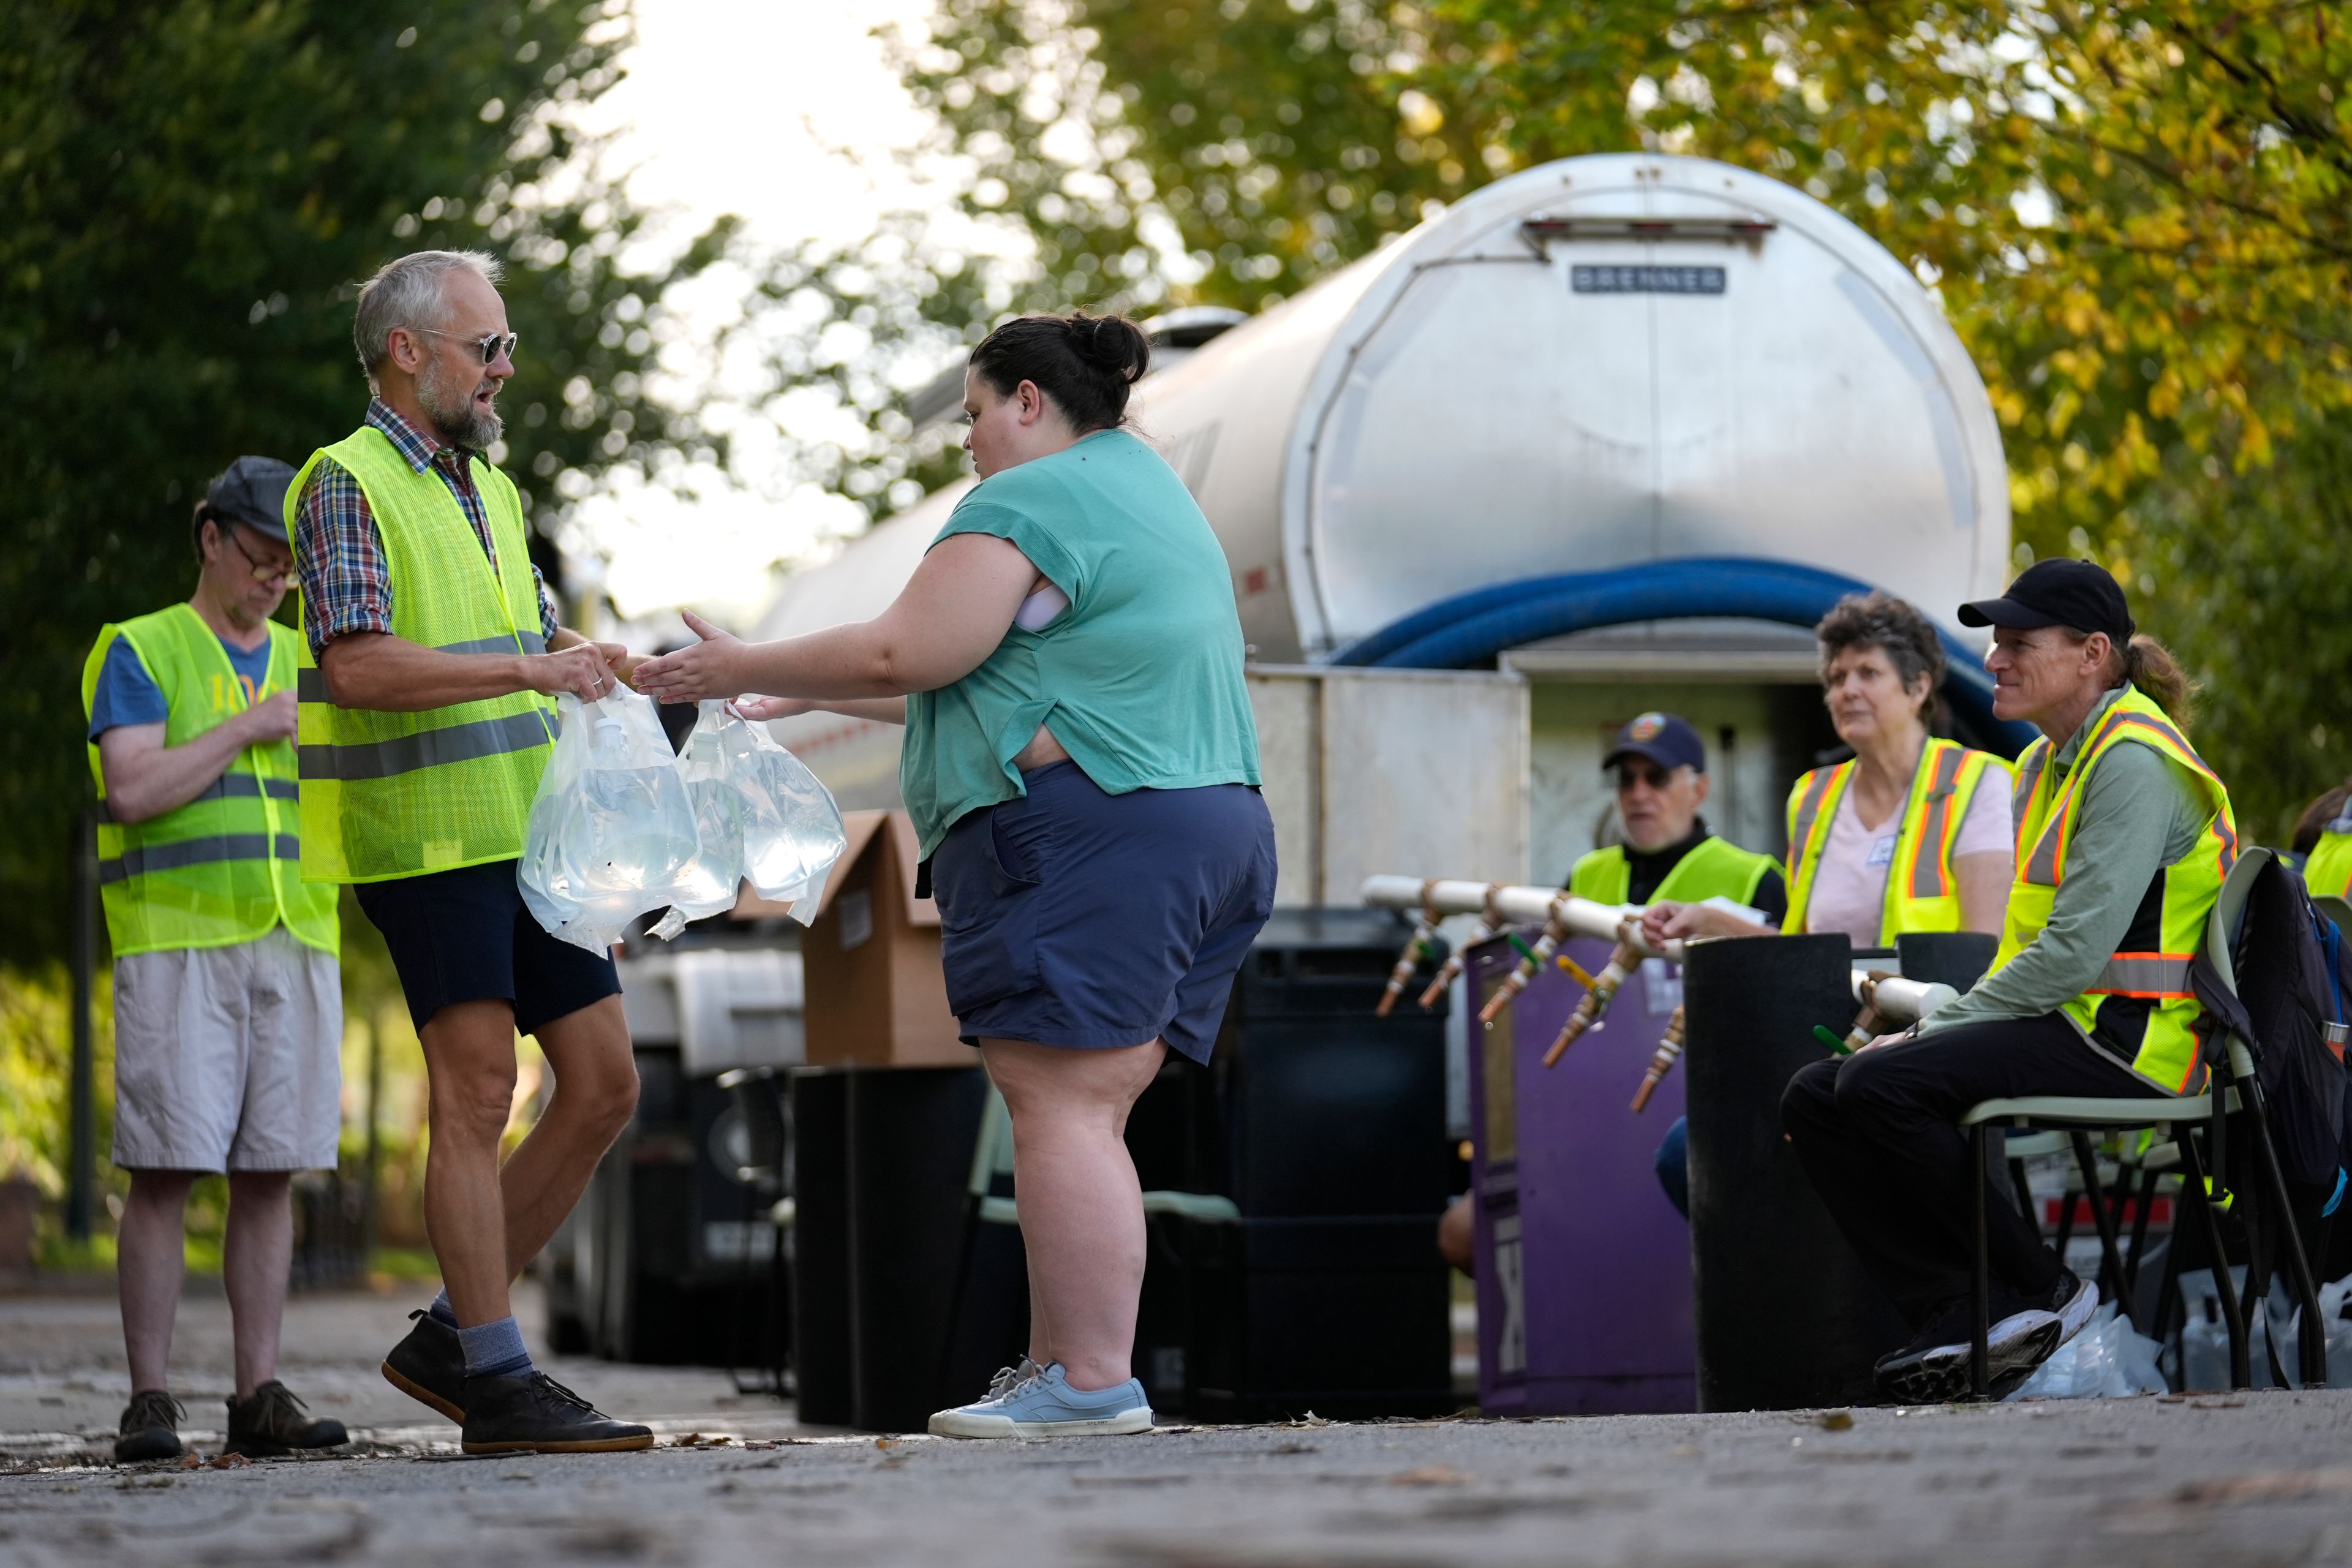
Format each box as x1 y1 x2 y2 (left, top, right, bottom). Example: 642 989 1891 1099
224 1381 349 1458
382 1309 467 1423
114 1389 185 1464
460 1371 654 1455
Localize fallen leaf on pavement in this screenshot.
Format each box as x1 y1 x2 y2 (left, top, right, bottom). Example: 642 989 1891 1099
1387 1465 1473 1487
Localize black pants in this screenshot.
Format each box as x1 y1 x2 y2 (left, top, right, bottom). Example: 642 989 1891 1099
1780 1012 2163 1327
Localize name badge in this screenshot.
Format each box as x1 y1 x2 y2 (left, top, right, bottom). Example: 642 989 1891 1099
1866 834 1898 869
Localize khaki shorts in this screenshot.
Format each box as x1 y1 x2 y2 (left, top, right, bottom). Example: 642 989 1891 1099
111 927 342 1173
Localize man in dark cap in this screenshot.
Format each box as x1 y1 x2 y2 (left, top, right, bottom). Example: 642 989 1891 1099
1565 711 1787 919
80 459 350 1464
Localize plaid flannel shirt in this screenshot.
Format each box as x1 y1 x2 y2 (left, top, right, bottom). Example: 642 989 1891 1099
292 398 560 658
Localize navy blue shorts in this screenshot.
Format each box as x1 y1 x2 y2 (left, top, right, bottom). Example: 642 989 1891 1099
355 859 622 1036
930 763 1277 1065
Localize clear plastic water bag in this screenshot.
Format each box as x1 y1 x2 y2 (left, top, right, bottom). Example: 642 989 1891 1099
520 686 704 953
648 700 848 939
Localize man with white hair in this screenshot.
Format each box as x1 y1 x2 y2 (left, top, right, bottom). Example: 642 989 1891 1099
288 249 650 1454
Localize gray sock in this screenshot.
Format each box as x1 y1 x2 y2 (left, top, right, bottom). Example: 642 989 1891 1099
457 1316 533 1381
428 1289 458 1327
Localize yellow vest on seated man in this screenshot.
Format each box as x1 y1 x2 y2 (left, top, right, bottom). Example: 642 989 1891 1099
1994 685 2237 1095
1782 737 2010 946
81 604 341 957
290 423 556 884
1567 833 1779 909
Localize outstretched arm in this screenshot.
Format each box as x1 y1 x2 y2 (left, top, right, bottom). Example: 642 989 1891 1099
633 533 1037 704
732 696 910 725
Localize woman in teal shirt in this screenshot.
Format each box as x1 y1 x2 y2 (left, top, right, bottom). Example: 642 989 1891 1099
637 312 1275 1441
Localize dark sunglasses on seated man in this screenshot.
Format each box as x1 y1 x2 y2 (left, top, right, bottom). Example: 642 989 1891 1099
1616 760 1684 793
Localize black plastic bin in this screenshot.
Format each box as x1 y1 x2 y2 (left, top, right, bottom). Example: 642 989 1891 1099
564 1047 789 1368
1685 932 1998 1411
1181 1213 1453 1420
789 1064 1025 1432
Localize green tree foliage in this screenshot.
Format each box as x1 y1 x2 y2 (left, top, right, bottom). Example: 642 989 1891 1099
892 0 2352 835
0 0 733 959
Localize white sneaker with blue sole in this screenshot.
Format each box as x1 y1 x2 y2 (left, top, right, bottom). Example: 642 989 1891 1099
927 1362 1154 1438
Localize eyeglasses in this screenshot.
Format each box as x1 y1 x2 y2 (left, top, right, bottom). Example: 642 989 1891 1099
409 326 520 365
223 526 293 585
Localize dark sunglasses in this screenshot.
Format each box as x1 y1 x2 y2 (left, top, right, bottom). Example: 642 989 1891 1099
412 326 519 365
1616 762 1678 791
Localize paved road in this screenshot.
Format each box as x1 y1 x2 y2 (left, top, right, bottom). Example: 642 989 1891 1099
4 1283 2349 1566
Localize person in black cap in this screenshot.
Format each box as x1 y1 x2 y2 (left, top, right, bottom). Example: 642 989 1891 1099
80 459 349 1461
1782 560 2237 1402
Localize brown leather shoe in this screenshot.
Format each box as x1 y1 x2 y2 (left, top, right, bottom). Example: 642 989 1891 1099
224 1381 349 1458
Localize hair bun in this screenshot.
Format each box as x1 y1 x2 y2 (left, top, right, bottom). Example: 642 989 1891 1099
1068 312 1150 383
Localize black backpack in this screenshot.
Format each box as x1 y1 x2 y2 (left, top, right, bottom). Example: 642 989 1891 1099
2189 850 2352 1199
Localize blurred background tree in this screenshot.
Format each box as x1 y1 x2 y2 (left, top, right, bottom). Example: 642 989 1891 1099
877 0 2352 839
0 0 736 965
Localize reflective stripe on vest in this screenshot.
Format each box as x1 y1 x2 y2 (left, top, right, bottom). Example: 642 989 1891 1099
297 710 553 783
100 832 301 884
1992 686 2234 1095
292 631 548 704
1905 744 1971 900
2089 951 2196 1000
80 605 341 957
291 426 556 883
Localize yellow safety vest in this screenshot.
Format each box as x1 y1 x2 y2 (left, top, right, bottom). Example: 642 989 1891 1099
1783 738 2010 944
289 426 555 883
2305 832 2352 901
81 605 341 957
1991 685 2237 1095
1567 833 1778 909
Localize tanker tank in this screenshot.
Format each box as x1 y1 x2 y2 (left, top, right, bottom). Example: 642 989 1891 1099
752 153 2016 895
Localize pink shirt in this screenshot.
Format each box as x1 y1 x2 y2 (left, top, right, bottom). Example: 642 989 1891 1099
1801 764 2012 948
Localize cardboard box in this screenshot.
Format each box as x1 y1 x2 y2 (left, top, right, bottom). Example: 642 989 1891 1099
767 810 967 1068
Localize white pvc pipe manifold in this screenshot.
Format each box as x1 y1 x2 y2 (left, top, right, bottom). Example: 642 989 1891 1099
1362 873 1957 1025
1360 876 1680 962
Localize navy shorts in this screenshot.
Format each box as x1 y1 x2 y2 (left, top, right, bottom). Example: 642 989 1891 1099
355 859 622 1036
930 763 1277 1065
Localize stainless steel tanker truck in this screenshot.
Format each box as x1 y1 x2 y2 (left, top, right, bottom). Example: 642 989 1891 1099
753 151 2021 896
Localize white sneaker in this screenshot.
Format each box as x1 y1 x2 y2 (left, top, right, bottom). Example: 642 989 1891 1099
927 1362 1153 1439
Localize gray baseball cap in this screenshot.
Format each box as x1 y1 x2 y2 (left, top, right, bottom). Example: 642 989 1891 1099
202 456 298 544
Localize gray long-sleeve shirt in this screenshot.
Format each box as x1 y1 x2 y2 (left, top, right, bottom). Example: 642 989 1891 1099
1916 685 2207 1037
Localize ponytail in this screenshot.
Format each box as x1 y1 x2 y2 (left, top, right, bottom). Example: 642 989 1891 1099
2111 635 2196 730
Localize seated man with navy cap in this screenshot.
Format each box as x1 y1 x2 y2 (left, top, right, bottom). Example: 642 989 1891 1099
1566 712 1785 1221
1564 711 1787 921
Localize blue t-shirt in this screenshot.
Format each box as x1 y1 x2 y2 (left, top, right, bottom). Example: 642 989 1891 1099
87 629 274 741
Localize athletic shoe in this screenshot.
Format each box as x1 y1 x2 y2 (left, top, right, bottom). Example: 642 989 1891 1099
1874 1295 2066 1404
223 1381 349 1458
114 1389 185 1464
382 1308 466 1423
2036 1267 2099 1347
986 1358 1042 1399
459 1371 654 1455
927 1362 1153 1439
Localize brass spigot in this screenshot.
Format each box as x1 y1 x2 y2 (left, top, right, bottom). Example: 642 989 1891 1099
1375 884 1442 1018
1542 921 1645 1066
1477 895 1572 1026
1630 1004 1686 1111
1416 884 1502 1010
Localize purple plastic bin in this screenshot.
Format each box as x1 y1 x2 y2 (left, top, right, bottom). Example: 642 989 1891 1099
1467 930 1696 1415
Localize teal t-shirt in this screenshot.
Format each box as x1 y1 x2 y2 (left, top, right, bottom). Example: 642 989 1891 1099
900 428 1262 858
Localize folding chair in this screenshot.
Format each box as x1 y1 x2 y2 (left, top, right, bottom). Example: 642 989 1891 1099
1961 847 2328 1397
